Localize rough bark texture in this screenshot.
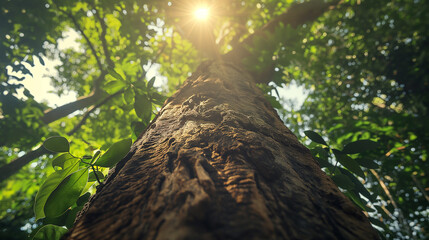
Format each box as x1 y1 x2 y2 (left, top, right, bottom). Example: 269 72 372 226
66 61 378 240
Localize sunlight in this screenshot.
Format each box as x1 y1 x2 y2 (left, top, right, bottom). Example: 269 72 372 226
193 7 209 20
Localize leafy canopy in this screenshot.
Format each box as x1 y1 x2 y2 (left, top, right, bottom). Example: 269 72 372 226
0 0 428 239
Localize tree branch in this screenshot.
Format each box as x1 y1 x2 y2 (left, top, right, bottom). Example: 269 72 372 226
67 89 123 135
41 86 106 124
225 0 340 81
370 169 415 239
55 4 104 71
0 89 122 183
0 146 49 183
89 1 115 68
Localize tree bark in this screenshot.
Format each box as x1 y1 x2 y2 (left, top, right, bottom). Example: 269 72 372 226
65 61 378 239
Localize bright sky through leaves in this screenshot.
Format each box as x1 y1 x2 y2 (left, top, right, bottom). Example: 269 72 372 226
194 8 209 20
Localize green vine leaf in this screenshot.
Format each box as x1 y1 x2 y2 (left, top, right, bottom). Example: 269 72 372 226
339 168 375 201
44 168 89 218
342 140 380 154
104 80 126 95
304 130 328 146
107 68 125 82
147 76 156 89
34 164 79 220
88 170 105 182
32 224 68 240
333 149 365 178
94 139 132 168
76 192 91 206
43 136 70 153
134 93 152 121
331 173 355 190
356 158 379 169
123 87 135 105
52 153 78 170
345 191 367 211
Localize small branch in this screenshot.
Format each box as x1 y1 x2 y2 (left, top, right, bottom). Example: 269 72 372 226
67 90 123 135
224 0 341 82
91 165 102 185
370 169 415 239
55 5 104 71
410 174 429 203
90 1 114 68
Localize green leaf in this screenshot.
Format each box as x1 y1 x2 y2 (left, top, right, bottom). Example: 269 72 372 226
331 173 355 190
104 80 126 94
44 168 89 218
345 191 367 211
76 192 91 206
94 139 132 168
151 92 167 105
32 224 68 240
52 153 78 170
37 55 45 66
134 93 152 121
65 206 84 229
134 80 147 92
304 130 328 146
148 76 156 89
265 94 282 109
342 140 380 154
131 121 147 140
43 136 70 153
123 87 135 105
91 150 101 164
88 170 104 182
108 68 125 82
333 149 365 178
34 164 79 220
311 146 330 160
43 209 69 226
356 158 379 169
369 217 388 230
339 168 375 201
315 157 333 169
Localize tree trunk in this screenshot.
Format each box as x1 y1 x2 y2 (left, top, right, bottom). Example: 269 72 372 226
65 61 378 239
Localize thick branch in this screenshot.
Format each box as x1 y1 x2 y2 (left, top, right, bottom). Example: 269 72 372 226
0 146 49 182
41 88 105 124
0 90 120 183
225 0 340 80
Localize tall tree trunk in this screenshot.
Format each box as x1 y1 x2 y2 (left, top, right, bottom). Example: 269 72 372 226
66 61 378 239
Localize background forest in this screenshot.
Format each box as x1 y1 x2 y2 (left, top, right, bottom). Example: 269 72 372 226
0 0 428 239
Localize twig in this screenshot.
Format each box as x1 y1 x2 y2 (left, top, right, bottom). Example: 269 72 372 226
54 3 104 71
67 90 123 135
411 174 429 203
89 0 114 68
370 169 415 239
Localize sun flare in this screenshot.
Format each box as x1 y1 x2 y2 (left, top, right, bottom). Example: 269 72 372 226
193 7 210 20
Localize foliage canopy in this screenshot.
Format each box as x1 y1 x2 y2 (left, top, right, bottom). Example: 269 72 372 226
0 0 428 239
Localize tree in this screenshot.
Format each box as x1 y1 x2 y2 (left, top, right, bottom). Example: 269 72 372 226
1 0 427 239
64 59 378 239
61 0 379 238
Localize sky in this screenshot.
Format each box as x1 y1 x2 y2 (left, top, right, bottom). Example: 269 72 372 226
15 29 306 110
